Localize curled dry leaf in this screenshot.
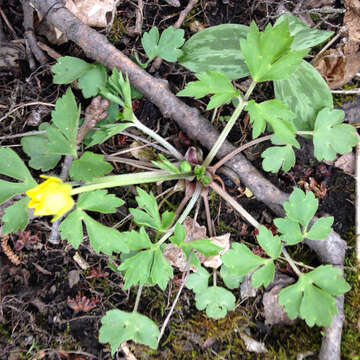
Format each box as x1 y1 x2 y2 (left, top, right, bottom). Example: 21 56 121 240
344 0 360 42
312 45 360 89
37 0 119 45
183 216 207 242
163 244 195 272
202 233 230 269
164 217 231 271
334 152 355 174
65 0 119 28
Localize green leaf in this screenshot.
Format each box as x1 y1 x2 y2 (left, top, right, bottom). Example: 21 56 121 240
77 190 124 213
251 260 275 288
101 69 133 121
83 213 129 255
52 56 92 84
274 217 304 245
274 61 333 130
119 227 152 251
142 26 185 62
59 208 84 249
151 249 173 290
313 108 358 161
0 147 36 204
283 188 318 229
21 126 61 171
306 265 350 296
195 286 235 319
160 210 175 230
221 242 265 276
118 249 154 289
46 125 76 155
99 310 159 355
186 266 210 294
278 265 350 326
220 264 244 289
78 64 107 98
51 88 80 146
261 145 296 173
177 71 238 110
275 14 333 51
256 225 281 258
240 21 307 82
86 123 132 148
178 24 249 80
69 151 113 181
152 154 180 174
2 197 29 234
306 217 334 240
186 239 222 258
245 100 298 145
169 223 186 246
130 188 161 230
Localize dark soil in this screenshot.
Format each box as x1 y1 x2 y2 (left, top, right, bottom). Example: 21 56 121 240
0 1 358 360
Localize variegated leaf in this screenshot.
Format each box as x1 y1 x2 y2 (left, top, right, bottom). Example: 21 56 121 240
178 24 249 80
274 61 333 130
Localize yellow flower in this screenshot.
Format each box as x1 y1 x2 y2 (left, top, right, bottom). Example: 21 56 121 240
26 176 74 222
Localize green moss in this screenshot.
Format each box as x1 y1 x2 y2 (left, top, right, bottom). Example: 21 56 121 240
333 83 359 107
108 17 128 43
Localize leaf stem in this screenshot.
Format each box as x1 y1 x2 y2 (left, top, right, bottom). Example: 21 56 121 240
157 183 202 246
201 96 246 168
211 134 273 172
281 247 302 277
244 81 257 101
133 285 143 313
132 115 184 160
70 170 193 195
201 81 256 169
213 269 217 287
210 181 260 229
297 130 314 136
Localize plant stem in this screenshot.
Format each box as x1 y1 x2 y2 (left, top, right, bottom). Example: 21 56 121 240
213 269 217 287
297 130 314 136
201 96 246 168
157 183 202 246
281 247 302 277
133 285 143 313
201 81 257 169
133 115 184 160
211 134 273 172
244 81 257 101
210 181 260 229
70 170 193 195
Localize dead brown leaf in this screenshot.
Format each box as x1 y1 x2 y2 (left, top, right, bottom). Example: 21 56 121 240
163 217 230 271
312 45 360 89
65 0 119 28
344 0 360 42
202 233 230 269
334 152 355 174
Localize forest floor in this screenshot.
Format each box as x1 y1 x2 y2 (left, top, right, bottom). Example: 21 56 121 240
0 1 359 359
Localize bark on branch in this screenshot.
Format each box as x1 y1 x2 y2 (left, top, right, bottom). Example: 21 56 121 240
30 1 347 358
